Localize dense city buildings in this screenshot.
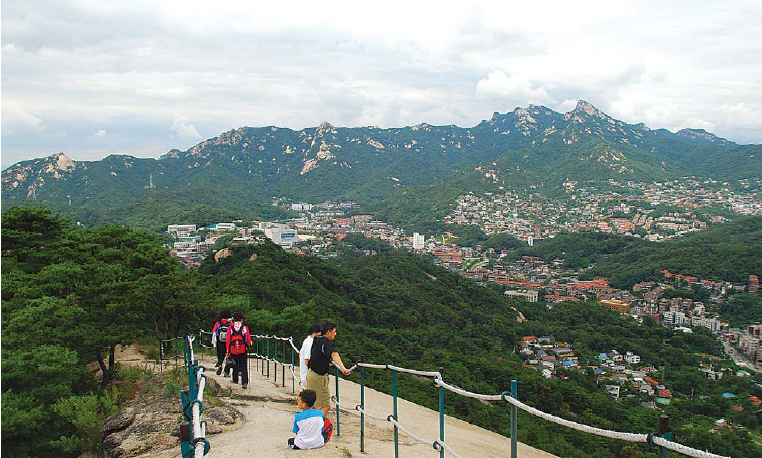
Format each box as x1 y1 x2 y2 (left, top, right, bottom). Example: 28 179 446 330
167 177 762 375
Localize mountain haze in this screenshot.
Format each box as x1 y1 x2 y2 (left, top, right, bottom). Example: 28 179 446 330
3 101 760 228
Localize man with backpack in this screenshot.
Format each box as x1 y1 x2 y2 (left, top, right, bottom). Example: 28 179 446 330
307 321 351 415
225 313 252 389
211 309 232 376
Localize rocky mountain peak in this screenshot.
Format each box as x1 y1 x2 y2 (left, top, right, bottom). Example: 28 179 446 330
573 100 606 118
677 128 734 145
315 121 336 136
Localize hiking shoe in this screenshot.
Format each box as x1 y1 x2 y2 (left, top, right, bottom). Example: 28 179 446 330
216 366 222 375
242 384 248 389
232 380 238 384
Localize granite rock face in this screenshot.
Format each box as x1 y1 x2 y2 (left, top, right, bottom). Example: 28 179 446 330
99 374 238 458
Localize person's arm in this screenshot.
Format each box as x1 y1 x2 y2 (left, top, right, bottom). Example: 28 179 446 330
245 327 252 346
331 352 351 376
302 340 312 367
225 327 232 354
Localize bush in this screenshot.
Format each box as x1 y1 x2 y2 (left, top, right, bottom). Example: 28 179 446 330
52 393 119 454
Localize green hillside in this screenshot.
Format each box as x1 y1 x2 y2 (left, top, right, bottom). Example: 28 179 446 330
3 206 760 458
3 102 760 231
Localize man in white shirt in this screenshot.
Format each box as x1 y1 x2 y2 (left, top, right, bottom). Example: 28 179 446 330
299 324 321 386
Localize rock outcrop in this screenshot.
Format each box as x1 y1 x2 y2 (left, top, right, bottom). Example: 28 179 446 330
98 373 238 458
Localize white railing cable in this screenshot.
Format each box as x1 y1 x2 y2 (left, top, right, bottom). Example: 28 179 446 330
651 436 730 458
332 396 464 458
186 335 209 458
386 364 441 378
205 331 733 458
198 330 214 349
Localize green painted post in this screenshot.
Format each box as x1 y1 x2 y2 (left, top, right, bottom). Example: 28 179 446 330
511 380 517 458
658 415 671 458
291 343 295 393
158 339 163 373
361 355 366 453
179 422 193 458
282 339 286 387
267 337 270 379
439 367 445 458
392 356 399 458
335 365 341 437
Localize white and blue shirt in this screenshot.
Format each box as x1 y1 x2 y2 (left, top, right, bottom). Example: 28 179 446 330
292 408 324 449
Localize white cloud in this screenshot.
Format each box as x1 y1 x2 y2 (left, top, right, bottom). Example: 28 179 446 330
170 115 201 139
2 0 762 166
1 102 44 135
94 129 106 138
475 71 552 104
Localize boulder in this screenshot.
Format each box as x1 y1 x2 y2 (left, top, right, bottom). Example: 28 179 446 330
101 408 136 438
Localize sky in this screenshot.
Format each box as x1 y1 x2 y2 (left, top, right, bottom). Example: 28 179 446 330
2 0 761 169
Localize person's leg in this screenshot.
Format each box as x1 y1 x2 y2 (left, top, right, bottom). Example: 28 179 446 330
231 355 240 384
216 344 225 374
240 354 249 388
314 373 331 416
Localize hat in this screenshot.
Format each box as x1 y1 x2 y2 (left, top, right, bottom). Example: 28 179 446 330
233 313 244 321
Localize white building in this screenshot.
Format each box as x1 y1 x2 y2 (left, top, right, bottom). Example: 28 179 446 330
624 352 641 365
214 222 237 231
690 317 721 332
260 222 298 249
663 311 687 328
412 232 425 250
505 290 539 302
291 203 314 211
167 224 197 237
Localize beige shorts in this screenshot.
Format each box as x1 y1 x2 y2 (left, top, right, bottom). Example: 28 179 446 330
306 369 331 409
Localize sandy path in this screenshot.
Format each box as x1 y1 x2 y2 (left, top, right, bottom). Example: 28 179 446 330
134 350 556 458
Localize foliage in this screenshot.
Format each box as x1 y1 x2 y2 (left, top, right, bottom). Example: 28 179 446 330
52 393 120 454
1 207 208 457
3 205 761 458
5 106 760 231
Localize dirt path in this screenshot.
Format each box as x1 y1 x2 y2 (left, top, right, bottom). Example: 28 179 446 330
129 349 556 458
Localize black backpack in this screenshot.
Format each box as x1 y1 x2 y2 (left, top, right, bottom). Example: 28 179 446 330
217 321 229 343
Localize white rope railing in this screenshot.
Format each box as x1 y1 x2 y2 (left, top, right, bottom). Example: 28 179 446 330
651 436 729 458
184 334 209 458
198 330 214 349
332 396 464 458
200 331 733 458
351 361 731 458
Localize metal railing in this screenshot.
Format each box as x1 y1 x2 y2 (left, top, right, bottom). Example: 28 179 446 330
179 334 210 458
184 331 731 458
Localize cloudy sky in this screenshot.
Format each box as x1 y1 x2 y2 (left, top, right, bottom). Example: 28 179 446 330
2 1 761 169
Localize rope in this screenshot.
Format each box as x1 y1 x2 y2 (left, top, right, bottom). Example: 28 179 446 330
434 378 503 402
185 335 209 458
208 331 730 458
651 436 730 458
357 362 389 369
332 396 464 458
386 364 441 378
198 330 214 349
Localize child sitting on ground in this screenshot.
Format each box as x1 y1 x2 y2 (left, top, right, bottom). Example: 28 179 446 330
288 389 327 450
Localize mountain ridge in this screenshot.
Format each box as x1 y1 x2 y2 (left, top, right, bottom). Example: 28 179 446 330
2 101 760 228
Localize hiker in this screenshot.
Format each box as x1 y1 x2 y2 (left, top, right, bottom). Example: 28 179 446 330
287 389 332 450
226 313 252 389
299 323 322 387
307 321 351 415
211 309 232 376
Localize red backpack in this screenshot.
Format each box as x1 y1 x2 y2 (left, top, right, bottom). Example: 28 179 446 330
322 418 333 443
229 327 247 355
